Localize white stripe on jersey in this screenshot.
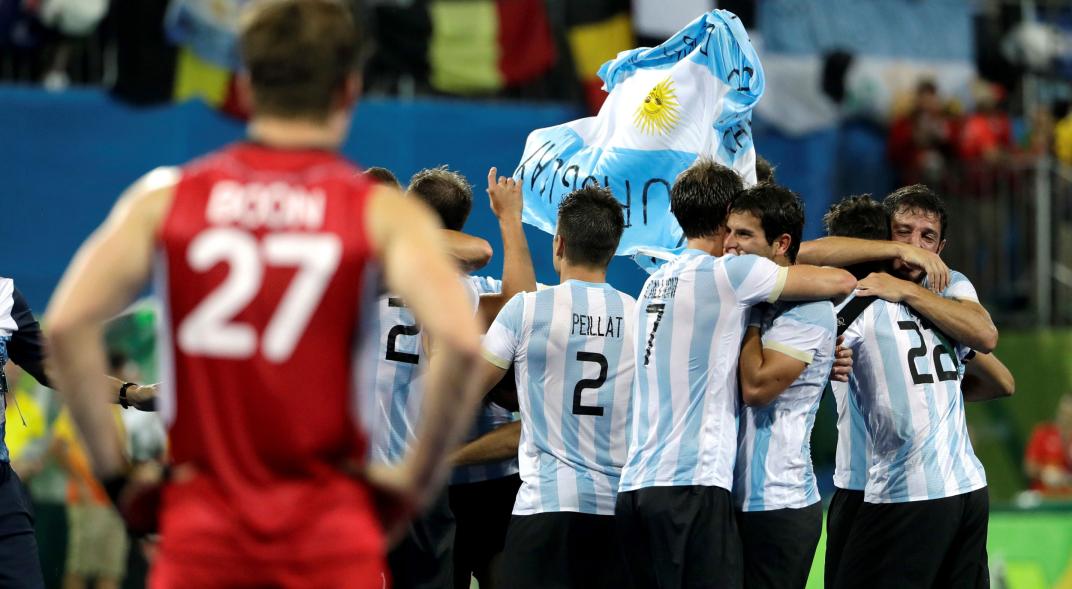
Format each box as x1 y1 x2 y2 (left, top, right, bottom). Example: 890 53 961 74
840 294 986 503
831 378 870 491
153 250 178 427
619 250 788 493
733 300 835 511
0 277 14 438
482 280 636 516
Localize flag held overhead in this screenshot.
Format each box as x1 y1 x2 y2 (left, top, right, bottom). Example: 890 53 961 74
513 9 764 257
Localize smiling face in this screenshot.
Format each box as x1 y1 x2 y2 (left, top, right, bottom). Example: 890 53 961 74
724 211 774 260
890 207 946 282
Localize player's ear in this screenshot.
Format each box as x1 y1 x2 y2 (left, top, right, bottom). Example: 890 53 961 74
775 233 792 257
235 72 255 113
340 72 362 109
936 238 947 256
553 233 566 259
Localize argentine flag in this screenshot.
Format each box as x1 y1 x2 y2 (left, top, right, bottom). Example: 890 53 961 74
513 9 764 260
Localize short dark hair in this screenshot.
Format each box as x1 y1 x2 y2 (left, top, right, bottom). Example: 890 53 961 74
824 195 890 241
364 166 400 189
671 158 743 239
883 184 948 240
407 166 473 231
556 186 625 268
755 155 776 184
239 0 364 121
825 195 890 278
729 183 805 262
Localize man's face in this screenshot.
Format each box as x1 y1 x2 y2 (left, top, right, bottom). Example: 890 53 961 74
724 211 774 260
890 208 946 282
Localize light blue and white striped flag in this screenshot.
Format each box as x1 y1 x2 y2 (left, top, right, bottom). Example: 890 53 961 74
513 9 764 259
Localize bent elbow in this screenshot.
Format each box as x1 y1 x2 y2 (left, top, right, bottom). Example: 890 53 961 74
476 239 494 267
1001 374 1016 398
836 271 858 297
741 384 775 407
979 328 999 355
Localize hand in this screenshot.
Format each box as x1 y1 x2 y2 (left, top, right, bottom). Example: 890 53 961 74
896 243 949 293
830 335 853 383
130 383 158 411
365 462 420 546
855 272 917 304
486 167 523 223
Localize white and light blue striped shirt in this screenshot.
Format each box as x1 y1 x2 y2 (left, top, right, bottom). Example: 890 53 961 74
619 251 788 493
833 269 982 494
482 281 636 516
452 275 520 485
840 291 986 504
733 300 836 511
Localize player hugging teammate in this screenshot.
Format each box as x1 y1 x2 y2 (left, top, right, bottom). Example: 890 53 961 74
39 1 1014 588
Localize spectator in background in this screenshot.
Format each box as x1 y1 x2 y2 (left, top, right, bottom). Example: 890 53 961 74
1024 394 1072 497
888 79 958 186
50 354 131 589
958 81 1013 165
1055 101 1072 166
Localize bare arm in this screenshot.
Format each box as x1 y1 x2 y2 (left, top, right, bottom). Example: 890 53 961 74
778 265 857 302
443 230 493 273
855 273 999 353
477 168 537 326
961 352 1015 402
798 237 949 292
45 167 178 478
451 420 521 466
738 326 808 406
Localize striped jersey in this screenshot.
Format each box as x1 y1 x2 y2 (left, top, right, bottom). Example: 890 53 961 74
481 280 636 516
733 300 836 511
619 250 788 492
833 270 981 493
363 276 480 465
0 279 13 464
452 275 520 485
839 289 986 503
0 278 51 464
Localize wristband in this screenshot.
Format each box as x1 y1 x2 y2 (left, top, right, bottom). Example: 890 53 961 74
119 382 137 409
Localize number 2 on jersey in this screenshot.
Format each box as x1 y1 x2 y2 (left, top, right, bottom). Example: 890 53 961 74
572 351 607 416
386 298 421 364
177 228 341 362
897 321 960 385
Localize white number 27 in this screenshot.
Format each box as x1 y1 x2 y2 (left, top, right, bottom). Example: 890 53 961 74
177 228 341 362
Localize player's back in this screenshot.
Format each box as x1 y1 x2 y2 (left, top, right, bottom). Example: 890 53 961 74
839 294 986 503
156 142 381 560
620 250 787 493
486 281 635 515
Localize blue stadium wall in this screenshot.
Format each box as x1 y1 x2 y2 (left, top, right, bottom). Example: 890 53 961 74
0 87 890 310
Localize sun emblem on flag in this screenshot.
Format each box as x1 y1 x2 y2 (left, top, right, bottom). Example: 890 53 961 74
634 77 681 135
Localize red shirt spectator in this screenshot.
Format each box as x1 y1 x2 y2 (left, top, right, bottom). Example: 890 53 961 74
1025 395 1072 496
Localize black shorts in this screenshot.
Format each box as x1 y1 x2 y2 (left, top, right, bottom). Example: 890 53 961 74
388 489 456 589
736 502 822 589
0 462 44 589
495 511 630 589
824 487 864 588
833 487 989 589
616 485 742 589
448 474 520 589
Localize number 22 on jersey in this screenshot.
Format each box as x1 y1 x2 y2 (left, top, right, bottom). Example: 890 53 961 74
177 227 341 362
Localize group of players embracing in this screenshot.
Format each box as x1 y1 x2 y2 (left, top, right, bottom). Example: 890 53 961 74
37 2 1014 589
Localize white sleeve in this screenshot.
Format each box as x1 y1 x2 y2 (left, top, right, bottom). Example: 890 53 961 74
723 254 788 307
943 271 979 302
481 293 524 369
762 303 835 365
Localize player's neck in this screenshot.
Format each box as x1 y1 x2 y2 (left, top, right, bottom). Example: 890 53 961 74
559 263 607 285
686 237 723 256
247 115 347 151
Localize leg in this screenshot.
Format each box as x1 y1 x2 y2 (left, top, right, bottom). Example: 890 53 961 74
449 474 519 589
566 513 632 589
935 488 990 589
682 487 743 589
615 490 659 589
388 490 456 589
494 514 569 589
737 503 823 589
0 467 46 589
824 488 864 588
833 498 960 589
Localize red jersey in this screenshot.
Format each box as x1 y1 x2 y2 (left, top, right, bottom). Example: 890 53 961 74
154 143 383 566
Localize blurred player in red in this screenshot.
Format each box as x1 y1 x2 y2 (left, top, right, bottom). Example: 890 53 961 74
43 1 483 587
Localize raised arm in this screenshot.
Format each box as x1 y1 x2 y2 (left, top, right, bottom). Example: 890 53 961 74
854 272 999 353
738 326 808 406
477 168 537 327
45 167 178 478
961 352 1015 402
778 265 857 302
798 237 949 292
443 230 493 273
